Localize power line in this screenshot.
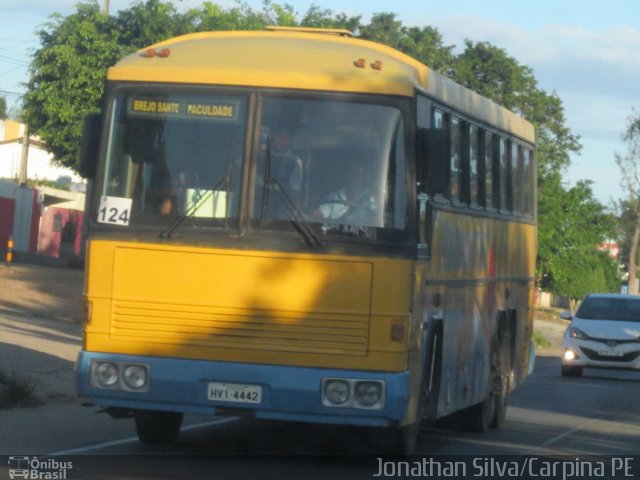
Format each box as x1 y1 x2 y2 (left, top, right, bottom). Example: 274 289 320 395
0 89 23 96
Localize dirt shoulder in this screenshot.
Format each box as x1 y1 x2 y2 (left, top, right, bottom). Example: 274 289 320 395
0 263 84 323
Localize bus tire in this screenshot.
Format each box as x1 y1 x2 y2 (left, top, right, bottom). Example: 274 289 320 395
465 389 495 433
134 410 183 445
491 315 513 428
466 323 506 433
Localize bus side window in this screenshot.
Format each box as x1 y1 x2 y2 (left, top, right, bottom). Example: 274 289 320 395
450 116 463 203
469 124 480 207
499 137 509 212
485 132 497 210
523 148 534 216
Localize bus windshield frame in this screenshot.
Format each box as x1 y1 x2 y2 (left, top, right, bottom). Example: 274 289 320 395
91 85 415 252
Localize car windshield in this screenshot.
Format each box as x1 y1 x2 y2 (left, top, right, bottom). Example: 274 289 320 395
576 296 640 323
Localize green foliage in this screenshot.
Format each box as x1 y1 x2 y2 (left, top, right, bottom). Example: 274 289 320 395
614 110 640 285
0 369 40 409
532 330 551 349
24 2 126 169
0 96 7 120
360 13 456 74
452 41 581 180
537 174 619 299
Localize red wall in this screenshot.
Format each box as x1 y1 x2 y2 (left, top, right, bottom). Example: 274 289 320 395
38 207 85 258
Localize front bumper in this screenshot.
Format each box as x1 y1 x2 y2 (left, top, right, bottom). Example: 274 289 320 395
562 337 640 371
77 351 410 427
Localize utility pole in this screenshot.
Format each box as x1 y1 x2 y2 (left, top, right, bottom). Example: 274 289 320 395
18 70 35 187
18 120 29 186
102 0 110 14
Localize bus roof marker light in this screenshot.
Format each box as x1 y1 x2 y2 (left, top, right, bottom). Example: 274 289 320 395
140 48 171 58
354 58 366 69
371 60 383 71
157 48 171 58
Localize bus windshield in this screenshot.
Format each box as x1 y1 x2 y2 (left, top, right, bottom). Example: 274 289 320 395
101 92 247 228
255 97 408 241
99 90 408 243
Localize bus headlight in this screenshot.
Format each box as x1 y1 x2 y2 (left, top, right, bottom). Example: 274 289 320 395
122 365 149 391
324 380 350 405
90 360 150 392
354 381 383 407
94 362 119 388
321 378 385 409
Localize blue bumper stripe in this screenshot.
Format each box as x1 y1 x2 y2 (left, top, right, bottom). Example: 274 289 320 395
77 352 410 427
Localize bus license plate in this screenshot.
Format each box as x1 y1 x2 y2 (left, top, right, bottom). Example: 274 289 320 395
598 349 623 357
207 382 262 404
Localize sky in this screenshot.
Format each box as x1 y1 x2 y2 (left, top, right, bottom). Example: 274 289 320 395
1 0 638 205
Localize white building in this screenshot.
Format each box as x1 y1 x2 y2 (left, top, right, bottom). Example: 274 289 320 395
0 119 84 186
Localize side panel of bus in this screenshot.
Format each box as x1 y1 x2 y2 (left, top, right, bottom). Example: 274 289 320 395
411 207 535 420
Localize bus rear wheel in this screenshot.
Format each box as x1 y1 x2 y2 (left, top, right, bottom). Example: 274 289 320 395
466 325 510 432
134 410 183 445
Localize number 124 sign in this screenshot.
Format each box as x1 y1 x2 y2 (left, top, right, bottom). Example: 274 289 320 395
98 196 132 226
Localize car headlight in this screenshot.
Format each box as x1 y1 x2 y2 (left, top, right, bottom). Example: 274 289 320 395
94 362 119 388
569 326 588 340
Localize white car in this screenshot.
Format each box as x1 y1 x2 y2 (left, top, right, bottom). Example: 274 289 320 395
561 293 640 377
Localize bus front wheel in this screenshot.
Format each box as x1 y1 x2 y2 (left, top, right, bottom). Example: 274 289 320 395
134 410 183 445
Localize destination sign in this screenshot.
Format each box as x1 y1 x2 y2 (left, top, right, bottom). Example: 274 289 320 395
127 96 241 122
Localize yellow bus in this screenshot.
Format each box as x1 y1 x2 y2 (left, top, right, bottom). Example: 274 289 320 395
77 26 536 454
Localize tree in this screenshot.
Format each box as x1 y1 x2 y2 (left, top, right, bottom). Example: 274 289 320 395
537 175 619 309
614 110 640 293
24 2 125 169
359 13 455 74
452 40 581 181
0 96 7 120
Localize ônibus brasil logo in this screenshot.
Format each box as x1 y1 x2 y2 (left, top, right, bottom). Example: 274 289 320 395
8 457 72 479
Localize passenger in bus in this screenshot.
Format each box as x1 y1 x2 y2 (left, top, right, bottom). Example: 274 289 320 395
255 125 304 218
313 162 378 232
143 156 175 214
269 126 303 207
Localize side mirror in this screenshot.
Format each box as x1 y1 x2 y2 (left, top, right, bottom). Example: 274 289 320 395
417 128 448 195
560 311 572 321
79 113 102 179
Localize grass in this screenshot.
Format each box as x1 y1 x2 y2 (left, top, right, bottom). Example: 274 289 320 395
533 330 552 349
0 369 41 409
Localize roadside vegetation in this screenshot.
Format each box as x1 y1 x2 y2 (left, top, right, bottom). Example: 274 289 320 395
532 330 552 349
0 369 40 409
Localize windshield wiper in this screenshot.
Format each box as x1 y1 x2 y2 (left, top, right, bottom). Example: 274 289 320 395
160 136 237 239
259 134 320 248
160 175 228 239
267 178 321 248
